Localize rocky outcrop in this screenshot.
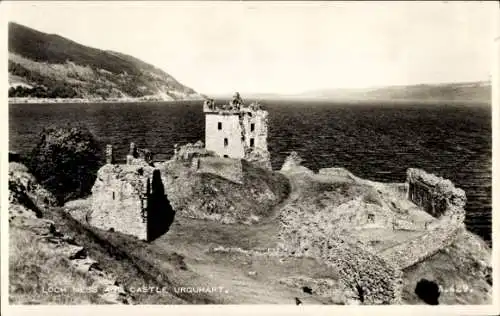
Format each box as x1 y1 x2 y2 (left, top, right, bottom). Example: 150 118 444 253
10 213 131 304
9 162 57 218
280 152 314 174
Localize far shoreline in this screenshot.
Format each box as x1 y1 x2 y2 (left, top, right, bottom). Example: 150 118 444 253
8 97 491 107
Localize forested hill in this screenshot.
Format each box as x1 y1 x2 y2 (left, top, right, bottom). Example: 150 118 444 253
8 22 202 101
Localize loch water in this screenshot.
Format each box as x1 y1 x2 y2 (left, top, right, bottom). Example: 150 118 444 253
9 100 492 243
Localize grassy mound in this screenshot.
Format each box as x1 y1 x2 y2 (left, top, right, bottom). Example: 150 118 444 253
168 160 290 224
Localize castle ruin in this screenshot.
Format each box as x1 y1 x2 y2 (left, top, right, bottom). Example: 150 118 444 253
89 94 274 241
203 92 271 170
277 154 469 304
90 144 174 242
406 168 466 221
86 96 476 305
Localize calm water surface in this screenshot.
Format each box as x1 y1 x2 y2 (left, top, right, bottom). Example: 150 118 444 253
9 100 492 243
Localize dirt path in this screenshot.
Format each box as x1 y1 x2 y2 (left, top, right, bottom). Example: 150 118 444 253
259 171 305 224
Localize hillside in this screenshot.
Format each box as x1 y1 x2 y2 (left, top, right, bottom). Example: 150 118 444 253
299 81 492 103
8 22 202 102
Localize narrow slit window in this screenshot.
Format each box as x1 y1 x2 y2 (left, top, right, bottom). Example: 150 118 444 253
112 191 115 200
250 138 255 148
250 123 255 132
224 138 228 147
218 122 222 130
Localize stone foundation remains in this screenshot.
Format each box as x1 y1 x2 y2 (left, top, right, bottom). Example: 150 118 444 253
277 206 403 304
277 153 469 304
376 168 467 269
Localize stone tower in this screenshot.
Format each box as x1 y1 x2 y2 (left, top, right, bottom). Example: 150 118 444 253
203 93 271 169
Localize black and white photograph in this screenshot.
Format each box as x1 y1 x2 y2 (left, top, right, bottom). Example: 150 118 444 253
1 1 498 314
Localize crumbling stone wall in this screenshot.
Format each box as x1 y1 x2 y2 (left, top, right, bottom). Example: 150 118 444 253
90 164 150 240
406 168 466 218
280 151 314 174
380 216 463 269
106 144 114 164
125 142 155 166
172 141 212 161
89 162 174 241
241 108 271 170
277 161 469 303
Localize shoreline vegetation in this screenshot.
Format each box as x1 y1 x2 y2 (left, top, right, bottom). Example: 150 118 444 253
8 96 205 104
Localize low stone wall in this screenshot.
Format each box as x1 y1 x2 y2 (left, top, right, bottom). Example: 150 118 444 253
380 217 463 269
196 156 243 184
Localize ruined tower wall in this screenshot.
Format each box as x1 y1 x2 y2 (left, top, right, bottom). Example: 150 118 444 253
240 110 271 169
406 168 466 218
205 113 245 159
240 110 268 152
90 165 149 240
204 98 271 169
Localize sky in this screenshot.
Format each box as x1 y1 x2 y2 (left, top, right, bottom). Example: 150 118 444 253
5 1 498 95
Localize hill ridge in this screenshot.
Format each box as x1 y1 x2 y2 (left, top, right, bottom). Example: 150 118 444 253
8 22 202 102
